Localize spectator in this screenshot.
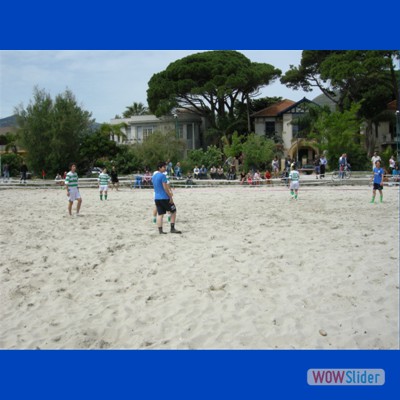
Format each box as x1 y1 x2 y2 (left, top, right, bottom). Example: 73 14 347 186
20 162 28 184
216 166 225 179
199 164 207 179
239 171 246 184
3 163 10 182
271 156 279 179
264 170 272 185
392 164 399 183
389 155 396 174
174 162 182 179
193 165 200 179
371 151 381 171
166 159 173 176
55 173 63 186
314 156 320 179
253 170 261 185
143 169 152 186
209 165 217 179
319 155 327 178
338 153 348 179
246 172 253 185
227 166 236 180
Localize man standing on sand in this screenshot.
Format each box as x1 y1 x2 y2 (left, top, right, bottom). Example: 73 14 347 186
152 161 182 235
98 168 111 200
65 163 82 216
288 164 300 200
370 160 384 204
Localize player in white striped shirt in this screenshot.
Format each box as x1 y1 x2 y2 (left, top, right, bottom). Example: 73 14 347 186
98 168 111 200
288 165 300 200
65 163 82 216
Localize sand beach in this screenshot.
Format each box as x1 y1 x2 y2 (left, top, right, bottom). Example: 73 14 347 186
0 183 398 349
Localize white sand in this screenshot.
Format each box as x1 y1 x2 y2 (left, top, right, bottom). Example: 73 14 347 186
0 184 398 349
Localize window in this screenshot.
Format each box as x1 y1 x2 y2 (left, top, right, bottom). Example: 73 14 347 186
292 123 299 137
143 126 153 140
265 121 275 139
136 126 154 141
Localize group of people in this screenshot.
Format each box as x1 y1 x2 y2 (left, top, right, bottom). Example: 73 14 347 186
62 162 182 235
313 155 328 179
14 149 396 226
2 162 28 183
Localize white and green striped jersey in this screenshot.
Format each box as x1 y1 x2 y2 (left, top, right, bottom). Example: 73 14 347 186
289 170 300 181
98 172 111 185
65 171 78 187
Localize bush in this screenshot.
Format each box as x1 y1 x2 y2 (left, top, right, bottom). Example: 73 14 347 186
1 153 24 177
186 145 224 171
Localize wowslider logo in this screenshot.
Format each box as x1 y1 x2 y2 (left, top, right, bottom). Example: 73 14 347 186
307 369 385 386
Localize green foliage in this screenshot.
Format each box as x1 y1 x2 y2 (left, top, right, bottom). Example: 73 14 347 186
106 145 142 174
281 51 400 156
122 102 149 118
380 146 395 169
240 134 275 171
16 87 93 176
147 51 281 143
223 131 244 158
135 131 186 171
309 104 369 170
0 131 18 152
79 130 119 171
186 145 224 170
0 153 24 176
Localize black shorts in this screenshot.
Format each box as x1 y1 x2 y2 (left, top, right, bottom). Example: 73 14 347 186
373 183 383 190
155 199 176 215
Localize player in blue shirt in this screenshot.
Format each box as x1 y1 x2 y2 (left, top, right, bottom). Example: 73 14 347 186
152 161 182 234
370 160 384 203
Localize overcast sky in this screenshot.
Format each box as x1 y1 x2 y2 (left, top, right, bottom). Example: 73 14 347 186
0 50 319 123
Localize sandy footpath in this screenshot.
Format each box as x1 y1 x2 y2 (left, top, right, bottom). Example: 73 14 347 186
0 184 398 349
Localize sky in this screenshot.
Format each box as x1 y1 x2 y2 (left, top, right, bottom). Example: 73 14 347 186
0 50 320 123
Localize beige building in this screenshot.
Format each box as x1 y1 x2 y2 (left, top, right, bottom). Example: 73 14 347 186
251 98 318 166
109 109 203 155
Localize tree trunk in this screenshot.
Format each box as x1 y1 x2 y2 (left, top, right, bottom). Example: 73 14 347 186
364 120 375 157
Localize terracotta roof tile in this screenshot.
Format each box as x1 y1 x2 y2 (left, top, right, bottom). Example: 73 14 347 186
251 99 296 117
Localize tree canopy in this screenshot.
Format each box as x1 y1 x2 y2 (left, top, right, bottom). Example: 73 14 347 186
147 51 281 144
281 50 399 155
15 87 93 175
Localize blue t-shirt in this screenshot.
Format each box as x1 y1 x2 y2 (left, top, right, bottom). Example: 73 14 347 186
152 172 169 200
373 167 384 184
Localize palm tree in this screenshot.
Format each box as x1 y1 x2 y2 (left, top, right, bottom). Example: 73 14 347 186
123 102 149 118
100 123 128 144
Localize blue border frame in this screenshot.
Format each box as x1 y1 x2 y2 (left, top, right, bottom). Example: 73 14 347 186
0 350 399 399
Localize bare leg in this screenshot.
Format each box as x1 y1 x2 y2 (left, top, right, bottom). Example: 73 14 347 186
77 198 82 214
